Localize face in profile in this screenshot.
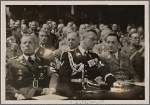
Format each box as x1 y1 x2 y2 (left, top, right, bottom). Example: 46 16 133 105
21 36 37 56
67 32 79 49
106 36 119 54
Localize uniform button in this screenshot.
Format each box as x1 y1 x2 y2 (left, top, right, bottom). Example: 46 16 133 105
85 75 87 77
85 65 87 67
85 70 87 72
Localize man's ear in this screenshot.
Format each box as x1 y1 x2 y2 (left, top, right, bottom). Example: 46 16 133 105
129 37 132 41
79 34 84 41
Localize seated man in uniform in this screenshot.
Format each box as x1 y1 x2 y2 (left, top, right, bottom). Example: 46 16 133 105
6 34 58 100
54 32 80 59
54 32 80 69
121 32 143 60
100 33 137 81
58 29 122 97
6 27 22 59
121 26 137 47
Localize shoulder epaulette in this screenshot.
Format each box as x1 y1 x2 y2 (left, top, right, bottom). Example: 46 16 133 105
9 56 18 60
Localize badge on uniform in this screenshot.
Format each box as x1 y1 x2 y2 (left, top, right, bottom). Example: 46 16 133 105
99 61 104 66
76 52 81 57
60 61 64 66
33 78 38 88
87 58 98 67
17 69 23 80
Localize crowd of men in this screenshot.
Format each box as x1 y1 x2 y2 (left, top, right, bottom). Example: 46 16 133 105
6 18 145 99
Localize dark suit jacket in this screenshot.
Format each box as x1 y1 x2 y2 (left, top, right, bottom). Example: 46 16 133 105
6 54 58 99
47 33 58 49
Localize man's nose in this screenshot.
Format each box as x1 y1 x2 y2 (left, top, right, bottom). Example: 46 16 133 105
94 40 98 44
25 42 30 46
69 40 73 43
109 43 112 46
137 38 140 41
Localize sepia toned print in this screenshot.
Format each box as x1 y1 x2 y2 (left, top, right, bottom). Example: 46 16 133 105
1 1 149 104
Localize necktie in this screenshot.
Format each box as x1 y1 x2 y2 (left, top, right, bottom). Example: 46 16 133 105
28 56 34 65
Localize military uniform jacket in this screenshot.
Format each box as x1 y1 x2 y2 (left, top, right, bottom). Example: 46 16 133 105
121 44 142 57
100 51 136 81
58 46 116 95
6 54 58 99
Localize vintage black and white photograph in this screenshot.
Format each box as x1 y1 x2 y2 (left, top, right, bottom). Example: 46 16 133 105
1 1 149 104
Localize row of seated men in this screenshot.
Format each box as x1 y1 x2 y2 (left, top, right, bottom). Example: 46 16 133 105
6 19 144 100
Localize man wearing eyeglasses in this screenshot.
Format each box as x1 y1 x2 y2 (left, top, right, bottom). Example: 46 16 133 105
58 29 122 97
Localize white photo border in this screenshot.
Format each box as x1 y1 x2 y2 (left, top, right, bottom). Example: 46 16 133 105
1 1 149 104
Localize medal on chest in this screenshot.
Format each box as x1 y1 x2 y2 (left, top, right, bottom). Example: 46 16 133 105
87 58 98 67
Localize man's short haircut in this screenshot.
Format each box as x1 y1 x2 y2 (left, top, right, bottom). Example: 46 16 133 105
85 29 97 35
82 29 98 39
107 33 120 43
21 34 38 45
67 32 79 38
128 32 139 38
39 31 47 36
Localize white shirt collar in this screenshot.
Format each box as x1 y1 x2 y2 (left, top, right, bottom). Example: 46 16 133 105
114 51 119 60
23 54 36 60
39 44 45 48
78 46 86 55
